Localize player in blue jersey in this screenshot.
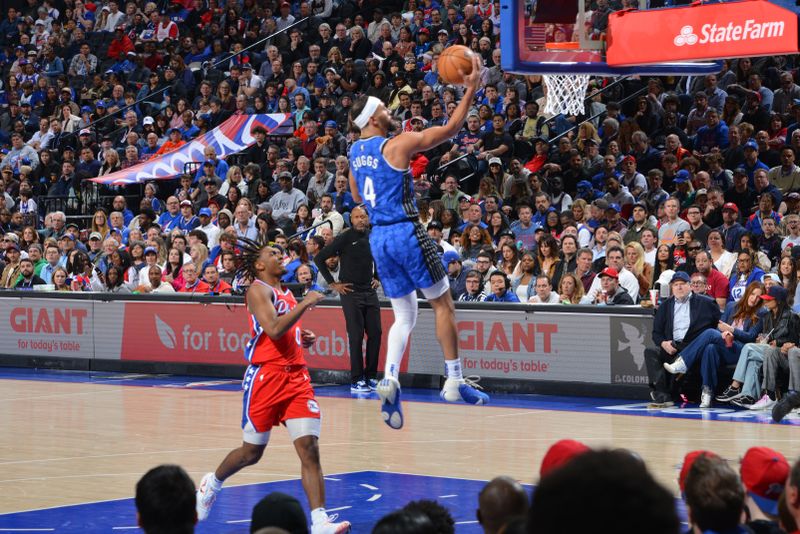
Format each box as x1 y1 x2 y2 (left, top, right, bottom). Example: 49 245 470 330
348 54 488 430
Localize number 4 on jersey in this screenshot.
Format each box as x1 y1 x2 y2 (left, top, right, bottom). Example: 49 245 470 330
362 176 377 207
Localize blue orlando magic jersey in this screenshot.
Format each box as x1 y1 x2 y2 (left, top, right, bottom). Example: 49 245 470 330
350 136 419 226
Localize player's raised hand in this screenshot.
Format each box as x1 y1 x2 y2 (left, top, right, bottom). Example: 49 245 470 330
460 53 483 93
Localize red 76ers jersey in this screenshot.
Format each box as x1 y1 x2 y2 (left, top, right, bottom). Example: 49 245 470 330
243 280 305 366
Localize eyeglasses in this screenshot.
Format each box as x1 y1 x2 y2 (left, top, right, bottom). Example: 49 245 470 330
691 280 706 286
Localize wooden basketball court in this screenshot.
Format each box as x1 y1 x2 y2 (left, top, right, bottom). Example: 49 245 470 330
2 372 799 530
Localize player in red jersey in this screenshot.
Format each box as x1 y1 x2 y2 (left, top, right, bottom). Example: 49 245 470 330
196 238 350 534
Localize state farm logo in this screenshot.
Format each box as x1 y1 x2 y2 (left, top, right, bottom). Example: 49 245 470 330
674 26 698 46
673 19 785 46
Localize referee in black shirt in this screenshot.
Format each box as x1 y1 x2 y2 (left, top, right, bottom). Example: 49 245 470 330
314 206 382 393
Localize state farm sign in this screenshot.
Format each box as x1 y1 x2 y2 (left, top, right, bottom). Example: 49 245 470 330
607 1 798 66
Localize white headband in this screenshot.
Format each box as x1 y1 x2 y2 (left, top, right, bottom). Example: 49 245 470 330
354 96 381 129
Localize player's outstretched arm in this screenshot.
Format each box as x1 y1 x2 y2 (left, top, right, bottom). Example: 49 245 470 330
248 283 325 340
385 54 483 159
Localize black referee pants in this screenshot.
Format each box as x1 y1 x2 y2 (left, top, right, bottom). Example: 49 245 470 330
340 290 382 383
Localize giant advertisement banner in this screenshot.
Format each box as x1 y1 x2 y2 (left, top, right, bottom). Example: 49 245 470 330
0 297 652 385
0 298 95 359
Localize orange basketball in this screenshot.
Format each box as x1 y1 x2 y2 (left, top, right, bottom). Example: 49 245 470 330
437 45 475 85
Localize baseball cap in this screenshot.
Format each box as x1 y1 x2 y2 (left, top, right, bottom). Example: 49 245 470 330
168 127 181 135
277 171 292 180
622 155 636 164
740 446 789 516
324 120 337 129
89 232 103 240
670 271 690 284
80 105 92 114
6 243 20 252
605 203 621 213
744 140 759 150
577 180 593 190
498 229 516 239
632 201 648 211
4 233 19 242
722 202 739 213
143 116 154 125
733 166 747 176
592 198 609 210
438 29 449 35
95 100 106 108
787 192 800 201
539 439 590 478
418 27 430 35
761 285 788 302
673 169 691 184
441 250 461 269
762 272 781 284
65 222 80 231
427 220 443 231
679 450 719 493
488 157 502 166
79 128 91 136
598 267 619 279
694 188 708 197
180 199 192 207
144 246 158 255
198 207 212 217
60 233 75 241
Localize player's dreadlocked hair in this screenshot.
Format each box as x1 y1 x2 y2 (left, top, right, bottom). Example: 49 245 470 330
234 237 285 283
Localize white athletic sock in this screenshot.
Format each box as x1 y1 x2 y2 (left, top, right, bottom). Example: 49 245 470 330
210 474 223 489
311 507 328 525
445 358 463 380
385 293 418 380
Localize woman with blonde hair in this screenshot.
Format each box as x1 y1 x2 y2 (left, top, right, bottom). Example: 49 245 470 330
190 243 210 274
91 209 111 239
220 166 248 197
557 273 584 304
576 122 601 152
624 241 653 300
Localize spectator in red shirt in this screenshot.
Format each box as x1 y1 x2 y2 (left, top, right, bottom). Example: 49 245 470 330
178 262 209 293
694 250 729 310
203 263 231 294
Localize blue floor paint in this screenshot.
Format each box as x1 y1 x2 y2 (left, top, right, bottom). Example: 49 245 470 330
0 471 689 533
2 367 799 426
0 471 493 533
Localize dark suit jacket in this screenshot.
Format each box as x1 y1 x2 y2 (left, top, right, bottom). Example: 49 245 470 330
651 293 721 347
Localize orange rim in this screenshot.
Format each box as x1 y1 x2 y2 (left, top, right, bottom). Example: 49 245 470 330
544 41 581 51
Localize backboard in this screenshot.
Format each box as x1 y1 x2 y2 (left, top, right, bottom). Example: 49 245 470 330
499 0 721 76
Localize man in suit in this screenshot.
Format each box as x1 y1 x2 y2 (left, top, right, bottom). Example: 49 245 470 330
645 271 722 406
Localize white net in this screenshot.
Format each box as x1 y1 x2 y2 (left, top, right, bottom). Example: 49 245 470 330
542 74 591 116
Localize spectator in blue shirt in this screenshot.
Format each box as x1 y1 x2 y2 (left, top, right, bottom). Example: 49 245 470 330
176 200 200 232
483 271 520 302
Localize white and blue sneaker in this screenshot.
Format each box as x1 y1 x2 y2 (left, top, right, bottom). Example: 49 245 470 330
367 378 378 391
441 376 490 405
350 380 370 393
376 377 403 429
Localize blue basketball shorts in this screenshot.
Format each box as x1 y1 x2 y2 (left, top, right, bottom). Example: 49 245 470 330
369 221 447 298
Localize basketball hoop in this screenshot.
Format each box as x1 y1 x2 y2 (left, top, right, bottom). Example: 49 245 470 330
542 42 590 116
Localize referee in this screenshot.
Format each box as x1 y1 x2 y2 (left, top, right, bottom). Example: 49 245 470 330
314 206 382 393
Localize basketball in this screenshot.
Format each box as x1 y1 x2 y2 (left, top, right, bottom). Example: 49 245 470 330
437 45 475 85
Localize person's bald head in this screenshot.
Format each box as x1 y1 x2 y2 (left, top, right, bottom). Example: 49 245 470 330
477 476 529 534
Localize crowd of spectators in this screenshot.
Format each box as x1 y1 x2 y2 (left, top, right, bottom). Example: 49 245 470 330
0 0 799 302
136 439 800 533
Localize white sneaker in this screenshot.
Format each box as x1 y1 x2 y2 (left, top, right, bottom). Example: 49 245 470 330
663 356 687 375
699 386 712 408
440 376 489 405
749 393 776 411
196 472 222 521
311 515 351 534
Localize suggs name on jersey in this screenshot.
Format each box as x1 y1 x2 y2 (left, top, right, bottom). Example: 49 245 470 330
352 154 380 171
